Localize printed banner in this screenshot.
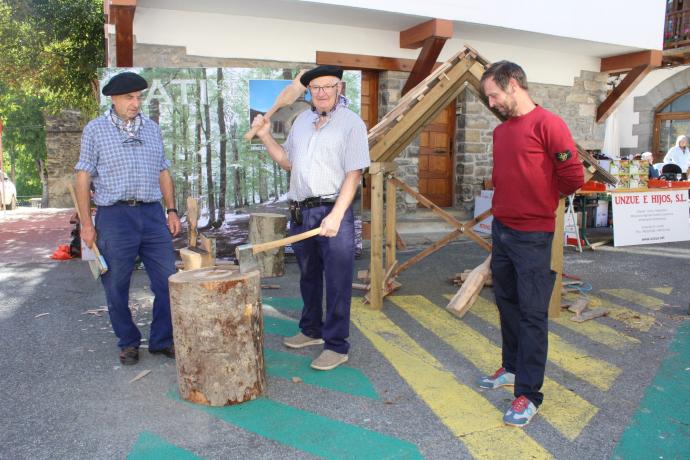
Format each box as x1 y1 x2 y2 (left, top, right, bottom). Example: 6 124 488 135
612 190 690 246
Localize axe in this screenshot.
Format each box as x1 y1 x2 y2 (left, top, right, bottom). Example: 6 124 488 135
235 227 321 274
244 70 307 141
66 182 108 279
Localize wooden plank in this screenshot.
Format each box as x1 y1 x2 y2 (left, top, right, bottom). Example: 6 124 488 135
385 176 397 271
369 166 385 309
548 198 566 318
597 64 654 123
393 229 462 277
600 50 663 73
316 51 418 72
400 19 453 49
402 37 449 95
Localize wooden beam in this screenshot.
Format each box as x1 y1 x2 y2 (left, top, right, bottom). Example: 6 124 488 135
548 198 566 318
400 19 453 49
596 64 653 123
369 165 385 309
385 176 397 271
402 37 448 95
600 50 662 73
111 3 136 67
317 51 418 72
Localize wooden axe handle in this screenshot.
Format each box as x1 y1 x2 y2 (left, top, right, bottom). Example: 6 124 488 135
252 227 321 254
243 106 278 141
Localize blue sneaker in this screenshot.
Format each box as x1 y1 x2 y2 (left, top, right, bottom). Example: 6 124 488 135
503 396 538 427
477 367 515 389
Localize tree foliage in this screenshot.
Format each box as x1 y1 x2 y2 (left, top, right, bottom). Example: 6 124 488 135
0 0 103 196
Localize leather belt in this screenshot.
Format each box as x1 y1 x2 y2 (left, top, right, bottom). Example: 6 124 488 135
291 197 337 209
116 199 146 206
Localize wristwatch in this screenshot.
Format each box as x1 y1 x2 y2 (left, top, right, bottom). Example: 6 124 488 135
166 208 178 214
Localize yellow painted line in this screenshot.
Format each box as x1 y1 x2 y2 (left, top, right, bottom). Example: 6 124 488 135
468 297 621 391
651 287 673 295
566 293 656 333
350 299 553 460
556 294 640 348
392 295 597 441
600 288 665 311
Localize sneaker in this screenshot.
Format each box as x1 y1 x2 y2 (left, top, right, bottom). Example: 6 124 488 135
310 350 348 371
477 367 515 389
283 333 324 349
119 347 139 365
503 395 538 427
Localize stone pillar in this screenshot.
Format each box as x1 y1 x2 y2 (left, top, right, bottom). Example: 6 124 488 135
45 110 85 208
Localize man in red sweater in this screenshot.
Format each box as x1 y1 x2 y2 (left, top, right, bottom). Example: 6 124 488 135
477 61 584 427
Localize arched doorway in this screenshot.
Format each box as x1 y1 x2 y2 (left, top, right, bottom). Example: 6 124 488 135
653 87 690 161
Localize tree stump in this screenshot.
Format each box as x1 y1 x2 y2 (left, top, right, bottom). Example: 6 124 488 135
248 213 287 277
168 266 266 406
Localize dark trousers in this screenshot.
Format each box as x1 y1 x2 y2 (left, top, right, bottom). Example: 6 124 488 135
95 202 176 351
491 218 556 407
289 204 355 355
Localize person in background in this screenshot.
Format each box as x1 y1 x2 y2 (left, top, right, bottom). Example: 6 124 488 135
478 60 584 427
641 152 660 179
663 135 690 174
75 72 180 366
250 65 370 371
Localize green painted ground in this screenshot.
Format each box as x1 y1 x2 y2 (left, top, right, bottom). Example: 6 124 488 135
127 432 200 460
613 321 690 459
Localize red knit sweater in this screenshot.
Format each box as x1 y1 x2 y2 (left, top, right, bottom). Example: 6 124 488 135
491 106 584 232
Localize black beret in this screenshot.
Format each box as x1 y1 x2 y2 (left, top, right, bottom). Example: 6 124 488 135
102 72 148 96
300 65 343 87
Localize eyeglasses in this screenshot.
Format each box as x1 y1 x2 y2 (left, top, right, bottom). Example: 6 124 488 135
309 83 339 94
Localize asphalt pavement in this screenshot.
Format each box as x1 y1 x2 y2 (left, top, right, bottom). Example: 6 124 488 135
1 208 688 459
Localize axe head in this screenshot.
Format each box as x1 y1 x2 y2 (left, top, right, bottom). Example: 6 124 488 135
235 243 259 274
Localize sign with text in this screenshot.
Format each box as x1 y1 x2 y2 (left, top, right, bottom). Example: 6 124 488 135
612 190 690 246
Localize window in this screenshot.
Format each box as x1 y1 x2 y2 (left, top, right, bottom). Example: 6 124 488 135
653 88 690 160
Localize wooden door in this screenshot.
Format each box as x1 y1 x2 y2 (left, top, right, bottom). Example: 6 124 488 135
418 103 455 207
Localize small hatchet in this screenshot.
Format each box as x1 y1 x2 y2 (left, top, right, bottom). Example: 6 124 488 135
235 227 321 274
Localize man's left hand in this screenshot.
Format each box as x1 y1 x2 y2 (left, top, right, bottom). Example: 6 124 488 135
319 211 343 238
167 212 181 236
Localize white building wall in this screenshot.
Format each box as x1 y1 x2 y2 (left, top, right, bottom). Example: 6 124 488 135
307 0 665 50
616 66 690 151
134 7 600 86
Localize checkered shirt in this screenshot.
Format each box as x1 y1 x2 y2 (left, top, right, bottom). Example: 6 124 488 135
75 112 171 206
283 102 370 202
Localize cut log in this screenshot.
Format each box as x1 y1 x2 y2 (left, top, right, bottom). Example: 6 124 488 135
168 267 266 406
249 213 287 277
446 255 491 318
187 197 199 248
179 235 216 270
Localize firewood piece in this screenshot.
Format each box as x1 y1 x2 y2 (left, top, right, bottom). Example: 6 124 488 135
567 297 589 315
129 370 151 383
357 270 370 281
187 197 199 248
446 255 491 318
570 307 609 323
169 267 266 406
248 213 287 277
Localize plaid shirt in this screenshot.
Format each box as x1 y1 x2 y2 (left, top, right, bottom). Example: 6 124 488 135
75 111 171 206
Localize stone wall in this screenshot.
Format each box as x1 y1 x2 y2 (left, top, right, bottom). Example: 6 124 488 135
46 110 85 208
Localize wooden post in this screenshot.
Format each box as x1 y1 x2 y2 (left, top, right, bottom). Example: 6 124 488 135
249 213 287 277
168 267 266 406
369 163 385 309
385 174 397 270
548 198 566 318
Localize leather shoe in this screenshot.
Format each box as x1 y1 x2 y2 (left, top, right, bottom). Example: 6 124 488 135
149 343 175 359
119 347 139 365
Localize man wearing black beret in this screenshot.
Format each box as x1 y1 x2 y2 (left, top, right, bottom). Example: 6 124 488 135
251 65 370 371
74 71 181 365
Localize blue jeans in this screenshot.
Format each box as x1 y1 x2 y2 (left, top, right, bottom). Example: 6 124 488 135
95 202 176 350
491 218 556 407
289 205 355 355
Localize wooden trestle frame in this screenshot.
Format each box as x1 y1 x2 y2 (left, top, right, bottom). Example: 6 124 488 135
364 46 616 311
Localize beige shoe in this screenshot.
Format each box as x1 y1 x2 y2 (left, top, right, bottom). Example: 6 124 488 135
310 350 348 371
283 332 325 349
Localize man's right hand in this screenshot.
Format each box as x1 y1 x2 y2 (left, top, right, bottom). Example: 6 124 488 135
252 114 272 139
81 224 97 249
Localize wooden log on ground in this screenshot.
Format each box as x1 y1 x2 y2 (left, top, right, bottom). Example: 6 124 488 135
249 213 287 277
169 267 266 406
446 255 491 318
